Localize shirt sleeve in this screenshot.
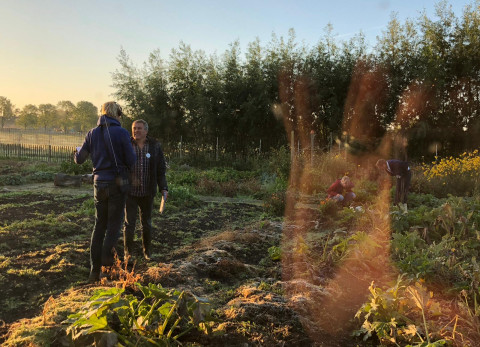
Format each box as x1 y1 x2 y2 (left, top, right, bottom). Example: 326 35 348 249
74 134 90 164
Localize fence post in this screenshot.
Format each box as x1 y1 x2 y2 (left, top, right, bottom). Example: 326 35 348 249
216 137 219 161
310 130 315 166
290 131 294 163
179 136 182 159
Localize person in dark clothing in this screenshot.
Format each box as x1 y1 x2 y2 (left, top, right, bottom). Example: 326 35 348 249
376 159 412 205
75 101 136 282
327 175 356 205
123 119 168 261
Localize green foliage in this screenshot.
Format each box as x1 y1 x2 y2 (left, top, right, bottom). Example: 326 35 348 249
168 166 261 198
314 152 358 187
25 171 55 183
391 195 480 294
60 159 92 175
0 174 25 185
167 167 201 187
319 198 340 219
263 190 286 217
267 146 291 182
352 179 377 205
267 245 282 261
331 231 381 262
166 185 201 211
65 283 215 345
354 276 449 346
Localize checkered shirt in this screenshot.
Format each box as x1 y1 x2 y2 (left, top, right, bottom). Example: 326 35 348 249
130 142 150 197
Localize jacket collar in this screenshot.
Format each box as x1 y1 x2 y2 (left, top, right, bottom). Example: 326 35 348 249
97 115 121 127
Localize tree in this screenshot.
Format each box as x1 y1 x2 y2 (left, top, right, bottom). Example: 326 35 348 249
57 100 76 132
0 96 15 129
38 103 58 130
168 42 209 147
111 48 145 120
73 101 98 132
220 40 246 152
17 104 38 129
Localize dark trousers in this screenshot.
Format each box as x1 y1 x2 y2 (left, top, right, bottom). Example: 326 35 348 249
91 181 127 273
124 194 154 255
395 170 412 204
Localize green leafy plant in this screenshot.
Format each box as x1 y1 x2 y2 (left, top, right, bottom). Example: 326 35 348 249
268 245 282 261
25 171 55 183
263 190 286 216
60 159 92 175
65 283 215 345
165 185 201 210
354 276 449 346
0 174 25 185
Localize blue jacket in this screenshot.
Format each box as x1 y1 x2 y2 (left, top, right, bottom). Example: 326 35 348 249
385 159 410 178
75 116 136 182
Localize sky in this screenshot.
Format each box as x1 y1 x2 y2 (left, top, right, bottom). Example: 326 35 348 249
0 0 475 111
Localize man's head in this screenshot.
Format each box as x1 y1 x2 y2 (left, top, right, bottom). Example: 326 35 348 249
101 101 123 119
132 119 148 143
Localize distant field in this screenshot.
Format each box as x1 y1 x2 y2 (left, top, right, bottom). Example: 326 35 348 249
0 129 84 147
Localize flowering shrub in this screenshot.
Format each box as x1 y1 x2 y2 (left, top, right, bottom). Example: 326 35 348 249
414 151 480 197
423 150 480 180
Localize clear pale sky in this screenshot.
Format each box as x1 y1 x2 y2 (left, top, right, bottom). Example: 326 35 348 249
0 0 474 111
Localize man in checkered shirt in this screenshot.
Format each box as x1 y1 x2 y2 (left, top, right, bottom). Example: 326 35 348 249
123 119 168 260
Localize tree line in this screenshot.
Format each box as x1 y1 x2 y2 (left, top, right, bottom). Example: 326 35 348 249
0 98 98 133
112 0 480 160
2 1 479 160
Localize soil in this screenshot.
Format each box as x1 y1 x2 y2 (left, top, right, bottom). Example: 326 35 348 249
0 182 369 346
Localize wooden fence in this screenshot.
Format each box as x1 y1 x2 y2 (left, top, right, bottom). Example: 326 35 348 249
0 143 75 162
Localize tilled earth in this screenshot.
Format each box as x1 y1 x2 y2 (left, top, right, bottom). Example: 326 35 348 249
0 183 372 346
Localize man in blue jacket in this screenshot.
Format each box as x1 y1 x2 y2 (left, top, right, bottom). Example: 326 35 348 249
376 158 412 205
75 101 136 282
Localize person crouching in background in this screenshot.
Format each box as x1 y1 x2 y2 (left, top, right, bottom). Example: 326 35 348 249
327 175 356 205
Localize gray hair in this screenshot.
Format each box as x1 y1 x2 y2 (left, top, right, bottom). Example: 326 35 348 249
133 119 148 131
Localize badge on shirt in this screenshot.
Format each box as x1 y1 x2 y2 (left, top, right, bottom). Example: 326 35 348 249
146 153 151 158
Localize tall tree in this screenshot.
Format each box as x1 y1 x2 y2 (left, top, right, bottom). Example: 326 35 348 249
38 103 58 130
112 48 145 120
73 101 98 132
168 42 209 147
17 104 38 129
220 40 246 152
0 96 14 129
57 100 76 132
142 50 175 142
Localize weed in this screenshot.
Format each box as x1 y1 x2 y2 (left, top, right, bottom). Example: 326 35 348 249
42 296 56 326
102 252 141 289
